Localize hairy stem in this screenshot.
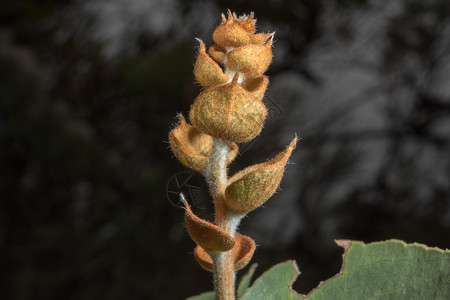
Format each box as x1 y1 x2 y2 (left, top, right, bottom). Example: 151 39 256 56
205 139 230 200
212 250 235 300
205 139 242 300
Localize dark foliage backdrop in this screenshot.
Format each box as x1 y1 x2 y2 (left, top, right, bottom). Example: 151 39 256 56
1 0 450 299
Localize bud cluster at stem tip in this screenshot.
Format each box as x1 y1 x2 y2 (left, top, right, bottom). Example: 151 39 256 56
168 10 297 282
190 10 274 144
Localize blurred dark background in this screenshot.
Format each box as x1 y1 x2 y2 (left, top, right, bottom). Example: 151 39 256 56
1 0 450 299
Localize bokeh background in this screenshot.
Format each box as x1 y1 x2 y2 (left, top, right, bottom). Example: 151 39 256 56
2 0 450 299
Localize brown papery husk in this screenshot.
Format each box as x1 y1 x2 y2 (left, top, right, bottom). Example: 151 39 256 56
193 234 256 271
169 115 238 172
184 200 235 252
208 44 226 65
242 76 269 101
194 40 229 88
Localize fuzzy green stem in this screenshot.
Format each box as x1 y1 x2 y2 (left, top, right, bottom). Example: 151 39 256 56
205 139 230 200
205 139 242 300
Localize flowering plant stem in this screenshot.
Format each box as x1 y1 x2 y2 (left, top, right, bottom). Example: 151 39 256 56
168 11 296 300
206 139 242 300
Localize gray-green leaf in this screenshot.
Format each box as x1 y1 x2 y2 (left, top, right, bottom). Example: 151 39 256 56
187 240 450 300
185 291 215 300
305 239 450 300
240 260 302 300
237 263 258 297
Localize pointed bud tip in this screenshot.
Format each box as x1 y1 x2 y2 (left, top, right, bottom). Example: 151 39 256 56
280 137 298 162
289 136 298 150
178 113 187 124
227 9 233 23
180 195 188 209
266 36 274 47
195 38 206 52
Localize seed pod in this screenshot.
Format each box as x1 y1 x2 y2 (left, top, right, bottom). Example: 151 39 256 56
193 233 256 271
194 40 228 88
184 200 235 252
226 40 273 77
189 75 267 143
169 115 238 172
224 138 297 214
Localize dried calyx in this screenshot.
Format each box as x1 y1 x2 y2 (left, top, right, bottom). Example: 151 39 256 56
169 114 238 173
